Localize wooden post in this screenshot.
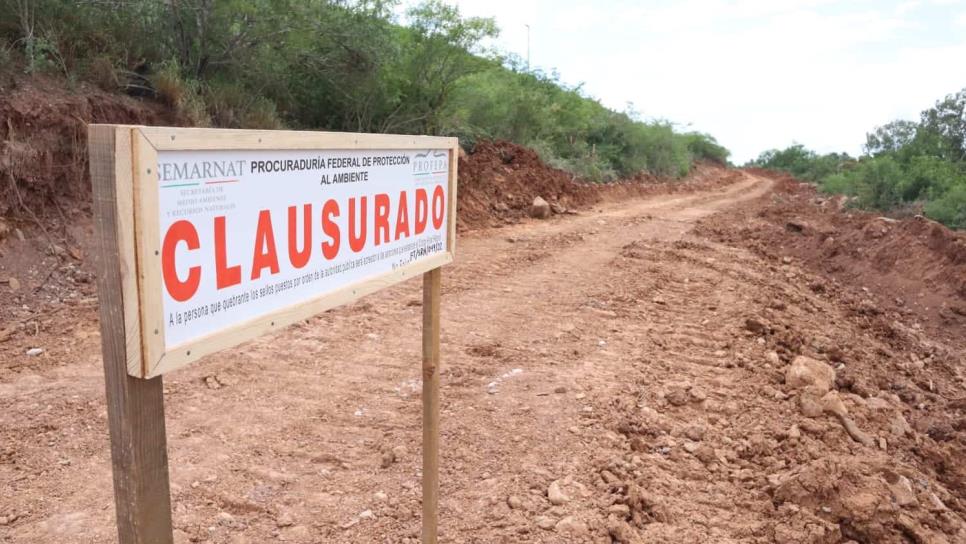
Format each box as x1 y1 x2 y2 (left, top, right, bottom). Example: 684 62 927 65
90 126 174 544
421 267 442 544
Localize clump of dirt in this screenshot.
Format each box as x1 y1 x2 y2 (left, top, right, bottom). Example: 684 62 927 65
456 140 601 230
0 76 181 345
590 201 965 543
697 169 966 347
0 74 180 219
456 139 744 230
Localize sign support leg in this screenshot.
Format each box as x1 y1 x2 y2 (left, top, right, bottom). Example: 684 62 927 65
90 126 174 544
421 267 441 544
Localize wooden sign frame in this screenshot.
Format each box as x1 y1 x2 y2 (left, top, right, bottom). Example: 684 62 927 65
89 125 454 543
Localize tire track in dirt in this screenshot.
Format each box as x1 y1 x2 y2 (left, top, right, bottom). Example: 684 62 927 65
13 170 959 543
1 173 774 543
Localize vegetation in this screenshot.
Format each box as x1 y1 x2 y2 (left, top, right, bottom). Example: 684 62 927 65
0 0 728 181
749 90 966 229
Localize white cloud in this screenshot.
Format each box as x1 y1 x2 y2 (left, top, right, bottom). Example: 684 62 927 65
407 0 965 163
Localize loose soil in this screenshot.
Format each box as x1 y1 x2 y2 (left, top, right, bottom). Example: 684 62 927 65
2 167 963 543
0 79 964 543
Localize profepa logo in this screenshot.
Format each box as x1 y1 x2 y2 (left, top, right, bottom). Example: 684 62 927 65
413 150 448 177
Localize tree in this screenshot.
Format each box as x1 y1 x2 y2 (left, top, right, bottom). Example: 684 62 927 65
397 0 497 134
920 88 966 164
864 120 917 156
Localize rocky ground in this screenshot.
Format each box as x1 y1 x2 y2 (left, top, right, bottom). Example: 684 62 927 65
0 166 964 543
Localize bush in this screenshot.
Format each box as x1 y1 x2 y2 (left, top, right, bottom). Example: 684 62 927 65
924 184 966 229
85 55 118 91
205 83 283 130
0 0 720 183
150 61 208 126
850 156 904 210
684 132 730 164
819 172 855 196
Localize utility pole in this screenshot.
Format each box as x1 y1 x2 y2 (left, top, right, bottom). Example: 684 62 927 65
525 24 530 71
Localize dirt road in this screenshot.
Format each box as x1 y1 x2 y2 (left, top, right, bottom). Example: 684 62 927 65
3 171 963 543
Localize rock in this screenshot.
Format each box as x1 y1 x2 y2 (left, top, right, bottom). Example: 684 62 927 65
507 495 523 510
547 480 569 505
926 492 947 512
688 387 707 402
607 504 631 516
785 356 835 393
745 318 768 334
204 375 222 390
885 473 918 507
799 389 825 418
836 414 875 447
607 519 639 543
601 470 620 484
826 347 846 363
373 491 388 502
820 391 848 418
684 425 706 441
534 515 555 530
215 512 237 527
692 444 716 465
553 386 567 394
550 202 567 215
380 450 396 468
665 388 689 406
889 413 912 437
391 445 408 459
554 516 587 535
530 197 552 219
7 277 19 291
276 512 295 527
25 348 44 357
766 351 781 365
786 425 801 439
358 510 374 520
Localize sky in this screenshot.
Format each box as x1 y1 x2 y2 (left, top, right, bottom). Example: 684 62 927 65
402 0 966 163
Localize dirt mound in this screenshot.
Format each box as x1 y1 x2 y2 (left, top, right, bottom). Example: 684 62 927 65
0 74 180 219
456 140 601 229
456 139 744 230
698 169 966 346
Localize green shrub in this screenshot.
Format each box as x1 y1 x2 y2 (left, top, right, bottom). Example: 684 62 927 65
819 172 855 196
848 156 904 210
0 0 719 183
205 82 283 129
924 184 966 229
684 132 730 164
85 55 118 91
151 61 209 126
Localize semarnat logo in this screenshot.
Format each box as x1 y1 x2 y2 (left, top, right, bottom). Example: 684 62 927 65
413 150 448 177
159 159 247 183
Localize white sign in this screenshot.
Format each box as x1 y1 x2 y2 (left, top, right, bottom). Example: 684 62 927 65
156 148 450 348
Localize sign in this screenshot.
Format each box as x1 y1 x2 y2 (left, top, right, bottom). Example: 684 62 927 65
89 125 452 544
117 127 458 378
157 148 449 349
